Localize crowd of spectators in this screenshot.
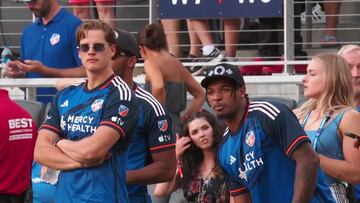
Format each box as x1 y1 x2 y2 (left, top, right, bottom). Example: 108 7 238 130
2 1 360 203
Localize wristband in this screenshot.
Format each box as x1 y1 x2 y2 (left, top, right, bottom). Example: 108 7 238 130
53 137 63 147
177 160 184 178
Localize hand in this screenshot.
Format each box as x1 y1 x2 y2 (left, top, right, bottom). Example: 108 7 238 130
5 61 26 78
175 133 192 160
16 60 48 74
82 152 111 168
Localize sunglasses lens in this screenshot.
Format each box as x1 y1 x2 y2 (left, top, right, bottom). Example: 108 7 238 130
93 43 106 52
79 44 90 52
78 43 106 53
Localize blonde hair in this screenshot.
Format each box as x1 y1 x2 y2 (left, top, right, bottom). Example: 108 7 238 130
297 54 355 120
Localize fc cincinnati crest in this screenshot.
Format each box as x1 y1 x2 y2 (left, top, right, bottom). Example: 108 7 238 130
118 105 129 117
158 119 168 132
245 131 255 147
50 33 60 45
91 99 104 112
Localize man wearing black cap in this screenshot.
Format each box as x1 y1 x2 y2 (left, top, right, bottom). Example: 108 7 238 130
201 63 335 203
112 29 176 203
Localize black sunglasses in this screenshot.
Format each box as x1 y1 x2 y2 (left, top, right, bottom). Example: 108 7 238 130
78 43 106 53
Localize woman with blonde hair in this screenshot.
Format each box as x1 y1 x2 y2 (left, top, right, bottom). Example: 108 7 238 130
295 53 360 202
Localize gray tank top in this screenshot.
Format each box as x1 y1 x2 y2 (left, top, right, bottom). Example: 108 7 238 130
145 82 186 134
144 81 186 114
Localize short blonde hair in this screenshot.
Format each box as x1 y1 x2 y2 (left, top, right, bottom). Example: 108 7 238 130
297 54 355 119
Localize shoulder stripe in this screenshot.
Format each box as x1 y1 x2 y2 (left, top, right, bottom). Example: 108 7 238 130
251 101 280 113
249 101 281 120
112 76 132 101
135 86 166 116
223 127 229 137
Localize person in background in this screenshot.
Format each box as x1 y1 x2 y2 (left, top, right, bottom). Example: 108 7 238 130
0 88 37 203
187 19 241 75
34 20 138 202
112 29 176 203
154 110 231 202
7 0 84 103
69 0 116 27
337 45 360 202
321 1 341 46
295 54 360 202
137 23 205 203
201 63 335 203
137 23 205 134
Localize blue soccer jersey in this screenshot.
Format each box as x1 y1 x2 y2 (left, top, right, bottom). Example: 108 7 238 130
218 101 335 203
40 74 138 203
127 84 175 202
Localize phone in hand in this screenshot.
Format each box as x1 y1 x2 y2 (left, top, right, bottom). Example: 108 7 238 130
6 54 25 63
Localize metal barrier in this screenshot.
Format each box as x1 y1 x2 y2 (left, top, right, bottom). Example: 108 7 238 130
0 75 305 101
0 0 359 76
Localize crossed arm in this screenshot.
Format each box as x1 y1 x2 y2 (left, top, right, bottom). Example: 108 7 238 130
34 125 120 170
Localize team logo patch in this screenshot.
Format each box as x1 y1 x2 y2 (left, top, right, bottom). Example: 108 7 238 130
118 105 129 117
91 99 104 112
158 119 168 132
245 131 255 147
50 33 60 45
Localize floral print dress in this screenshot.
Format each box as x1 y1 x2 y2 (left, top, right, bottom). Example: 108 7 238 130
183 175 229 203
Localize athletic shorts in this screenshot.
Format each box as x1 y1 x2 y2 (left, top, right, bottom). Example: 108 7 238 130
69 0 115 4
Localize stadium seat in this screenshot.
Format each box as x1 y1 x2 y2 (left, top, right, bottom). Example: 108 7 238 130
251 96 297 110
15 100 45 129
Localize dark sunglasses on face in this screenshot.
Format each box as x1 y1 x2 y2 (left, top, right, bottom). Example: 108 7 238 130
78 43 106 53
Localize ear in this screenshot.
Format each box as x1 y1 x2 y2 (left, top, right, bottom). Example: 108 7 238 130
128 56 137 68
238 85 247 98
110 44 116 58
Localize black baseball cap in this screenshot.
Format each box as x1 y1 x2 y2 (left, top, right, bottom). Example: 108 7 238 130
201 63 245 89
113 29 140 58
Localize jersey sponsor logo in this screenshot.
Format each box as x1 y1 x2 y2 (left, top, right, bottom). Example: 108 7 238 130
64 115 97 133
245 131 255 147
230 155 236 165
118 105 129 117
91 99 104 112
60 100 69 107
111 116 124 125
60 116 66 130
50 33 60 45
238 167 247 181
238 151 264 181
158 119 168 132
158 134 172 143
8 118 33 129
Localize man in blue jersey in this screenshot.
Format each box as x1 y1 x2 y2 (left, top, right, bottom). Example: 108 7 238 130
7 0 85 103
34 20 138 203
200 63 335 203
338 45 360 202
112 29 176 202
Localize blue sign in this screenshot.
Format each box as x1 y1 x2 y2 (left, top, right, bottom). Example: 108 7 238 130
160 0 282 19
